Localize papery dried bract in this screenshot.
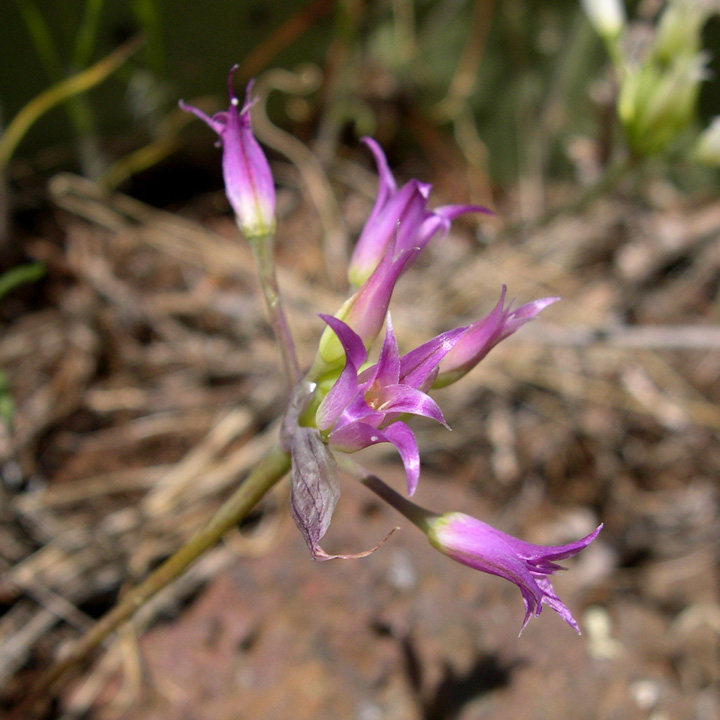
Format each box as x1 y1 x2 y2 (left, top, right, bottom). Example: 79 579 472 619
289 425 398 561
289 427 340 560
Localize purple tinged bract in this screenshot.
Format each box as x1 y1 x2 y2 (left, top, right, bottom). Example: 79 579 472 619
316 314 466 495
348 137 490 287
179 66 276 238
427 513 602 633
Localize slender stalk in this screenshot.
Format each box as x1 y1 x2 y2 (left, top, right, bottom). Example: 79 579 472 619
249 233 301 389
337 456 437 531
19 444 291 713
73 0 107 68
0 35 142 170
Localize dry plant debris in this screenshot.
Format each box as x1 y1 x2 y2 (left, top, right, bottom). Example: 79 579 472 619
0 160 719 718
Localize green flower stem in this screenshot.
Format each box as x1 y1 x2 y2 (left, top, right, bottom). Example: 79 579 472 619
338 456 438 531
0 35 142 170
22 444 291 709
249 233 301 389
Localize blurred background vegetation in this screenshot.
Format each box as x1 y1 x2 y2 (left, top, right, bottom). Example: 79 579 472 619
4 0 720 209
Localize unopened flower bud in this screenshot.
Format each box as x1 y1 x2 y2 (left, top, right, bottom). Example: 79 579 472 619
581 0 626 41
180 67 276 239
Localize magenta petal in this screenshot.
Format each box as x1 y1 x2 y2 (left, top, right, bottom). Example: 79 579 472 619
416 213 450 249
178 100 226 134
318 314 368 370
221 86 275 233
327 420 387 453
391 182 433 250
435 287 559 388
374 385 447 426
510 525 602 566
351 181 427 279
428 514 602 633
316 362 359 431
399 326 467 389
433 203 494 221
180 68 275 238
381 422 421 495
344 243 420 348
412 203 491 253
361 136 398 197
505 296 560 329
371 315 401 386
315 316 368 431
336 393 384 428
327 420 420 495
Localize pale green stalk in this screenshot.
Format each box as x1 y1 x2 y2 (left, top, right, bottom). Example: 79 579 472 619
73 0 107 68
249 233 301 389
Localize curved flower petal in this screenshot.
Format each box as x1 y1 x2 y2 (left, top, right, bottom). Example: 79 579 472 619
348 139 490 287
432 203 493 222
318 242 420 369
382 421 421 495
361 136 397 201
350 180 429 285
315 315 367 430
363 314 401 387
318 314 367 370
399 326 467 390
374 384 447 427
328 420 421 495
328 420 389 453
177 101 226 134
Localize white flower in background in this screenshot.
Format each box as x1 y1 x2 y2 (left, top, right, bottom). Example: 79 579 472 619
581 0 626 41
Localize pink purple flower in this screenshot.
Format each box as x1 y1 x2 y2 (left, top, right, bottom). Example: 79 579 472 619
433 286 560 388
427 512 602 633
316 314 466 495
348 137 489 286
180 66 276 238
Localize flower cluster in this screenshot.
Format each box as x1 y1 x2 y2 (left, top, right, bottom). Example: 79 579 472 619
315 313 464 496
186 69 601 633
